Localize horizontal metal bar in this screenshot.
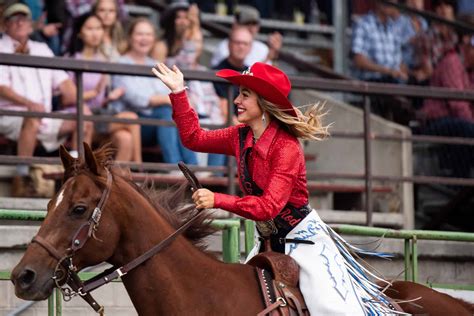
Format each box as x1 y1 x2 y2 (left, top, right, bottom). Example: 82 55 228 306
427 283 474 291
331 224 474 242
0 109 224 129
379 0 474 33
2 54 474 100
0 209 46 220
201 12 335 34
210 219 240 229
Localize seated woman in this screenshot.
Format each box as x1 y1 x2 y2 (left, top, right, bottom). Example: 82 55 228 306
112 17 197 165
151 2 203 64
67 12 142 162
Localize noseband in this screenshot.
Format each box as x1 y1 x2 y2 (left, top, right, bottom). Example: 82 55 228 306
30 163 203 315
31 169 113 315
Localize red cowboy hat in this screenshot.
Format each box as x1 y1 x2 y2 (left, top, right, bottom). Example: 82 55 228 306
216 62 298 117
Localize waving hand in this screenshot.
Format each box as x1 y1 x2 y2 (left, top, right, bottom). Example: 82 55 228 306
152 63 185 93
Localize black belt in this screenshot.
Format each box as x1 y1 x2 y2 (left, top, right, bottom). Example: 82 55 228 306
257 204 314 253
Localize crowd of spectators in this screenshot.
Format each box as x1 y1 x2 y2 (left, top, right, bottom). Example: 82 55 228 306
351 0 474 178
0 0 473 196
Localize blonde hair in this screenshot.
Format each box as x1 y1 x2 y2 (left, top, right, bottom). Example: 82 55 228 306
93 0 126 54
124 17 157 53
257 96 330 141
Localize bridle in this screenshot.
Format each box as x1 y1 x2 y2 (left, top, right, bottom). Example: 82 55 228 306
31 163 203 315
32 169 113 314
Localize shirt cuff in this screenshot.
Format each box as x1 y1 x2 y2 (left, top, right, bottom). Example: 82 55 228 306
214 192 238 211
169 89 191 113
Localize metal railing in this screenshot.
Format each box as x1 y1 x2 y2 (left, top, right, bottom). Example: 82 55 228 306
0 208 241 316
243 220 474 289
2 53 474 226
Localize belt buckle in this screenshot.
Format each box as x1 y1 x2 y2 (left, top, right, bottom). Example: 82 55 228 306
256 220 278 237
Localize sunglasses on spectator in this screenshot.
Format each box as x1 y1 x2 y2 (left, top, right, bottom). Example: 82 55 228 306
6 14 31 23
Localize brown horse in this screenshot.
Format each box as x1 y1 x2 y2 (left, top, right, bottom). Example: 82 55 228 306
10 144 474 315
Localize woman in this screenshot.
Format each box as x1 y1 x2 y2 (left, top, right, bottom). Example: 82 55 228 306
151 1 202 65
67 12 142 163
93 0 125 61
152 62 394 315
112 18 197 165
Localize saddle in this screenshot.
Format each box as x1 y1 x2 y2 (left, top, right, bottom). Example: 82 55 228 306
248 252 309 316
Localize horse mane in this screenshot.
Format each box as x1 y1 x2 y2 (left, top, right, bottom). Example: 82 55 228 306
452 297 474 312
69 144 217 252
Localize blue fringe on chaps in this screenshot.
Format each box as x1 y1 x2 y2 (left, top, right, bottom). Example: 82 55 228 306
246 210 396 315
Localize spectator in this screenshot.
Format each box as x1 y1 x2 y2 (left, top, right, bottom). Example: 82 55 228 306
210 5 282 67
112 17 197 165
23 0 63 55
0 3 93 196
419 34 474 178
393 0 429 84
151 0 203 65
67 12 142 163
351 0 407 83
419 0 458 70
212 26 253 122
92 0 125 61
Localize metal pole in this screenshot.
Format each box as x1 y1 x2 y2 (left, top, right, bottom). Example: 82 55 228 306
404 239 411 281
75 71 84 158
55 288 62 316
363 96 373 226
333 0 347 74
48 293 54 316
244 219 255 257
411 236 418 282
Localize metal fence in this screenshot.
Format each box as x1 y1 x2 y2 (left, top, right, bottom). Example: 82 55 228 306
2 53 474 226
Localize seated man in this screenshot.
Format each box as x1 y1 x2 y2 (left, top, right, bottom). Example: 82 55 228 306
419 34 474 178
210 5 282 67
0 3 93 196
212 26 253 122
351 0 407 83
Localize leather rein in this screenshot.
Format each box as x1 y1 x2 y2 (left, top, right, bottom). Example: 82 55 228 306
31 163 203 314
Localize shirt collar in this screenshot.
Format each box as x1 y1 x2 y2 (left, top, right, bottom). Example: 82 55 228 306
3 33 30 53
243 120 280 160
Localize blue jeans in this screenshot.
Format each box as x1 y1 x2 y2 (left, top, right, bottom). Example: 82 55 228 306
140 106 197 164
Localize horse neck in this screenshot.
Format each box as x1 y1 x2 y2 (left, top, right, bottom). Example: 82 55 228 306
108 181 246 315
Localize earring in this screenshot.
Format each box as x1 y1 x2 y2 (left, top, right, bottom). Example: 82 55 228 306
262 113 266 125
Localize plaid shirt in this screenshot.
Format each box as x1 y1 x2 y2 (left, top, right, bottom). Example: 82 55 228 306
351 12 403 80
421 51 473 122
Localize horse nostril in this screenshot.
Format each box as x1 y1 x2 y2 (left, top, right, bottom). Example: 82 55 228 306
18 268 36 289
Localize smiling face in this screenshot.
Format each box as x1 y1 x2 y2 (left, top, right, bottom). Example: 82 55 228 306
80 15 105 49
128 20 156 56
234 87 263 125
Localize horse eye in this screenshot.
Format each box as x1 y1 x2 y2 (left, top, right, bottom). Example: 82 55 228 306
72 205 87 216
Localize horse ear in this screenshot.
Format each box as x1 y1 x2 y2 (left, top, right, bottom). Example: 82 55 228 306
83 142 99 175
59 145 75 171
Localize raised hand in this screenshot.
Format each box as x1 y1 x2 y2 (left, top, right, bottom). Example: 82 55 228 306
152 63 185 93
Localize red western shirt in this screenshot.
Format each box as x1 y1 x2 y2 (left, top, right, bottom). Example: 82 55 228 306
170 90 309 221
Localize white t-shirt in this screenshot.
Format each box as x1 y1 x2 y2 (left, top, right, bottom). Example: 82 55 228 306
0 34 69 112
210 38 269 67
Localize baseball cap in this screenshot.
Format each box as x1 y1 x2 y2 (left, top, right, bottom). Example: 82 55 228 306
2 3 32 20
234 5 260 25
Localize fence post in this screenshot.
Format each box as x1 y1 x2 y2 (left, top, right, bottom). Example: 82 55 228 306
404 238 411 281
55 288 62 316
244 220 255 257
411 236 418 283
222 225 240 263
48 293 54 316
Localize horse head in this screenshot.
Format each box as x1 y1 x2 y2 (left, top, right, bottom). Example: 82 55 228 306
11 143 122 300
